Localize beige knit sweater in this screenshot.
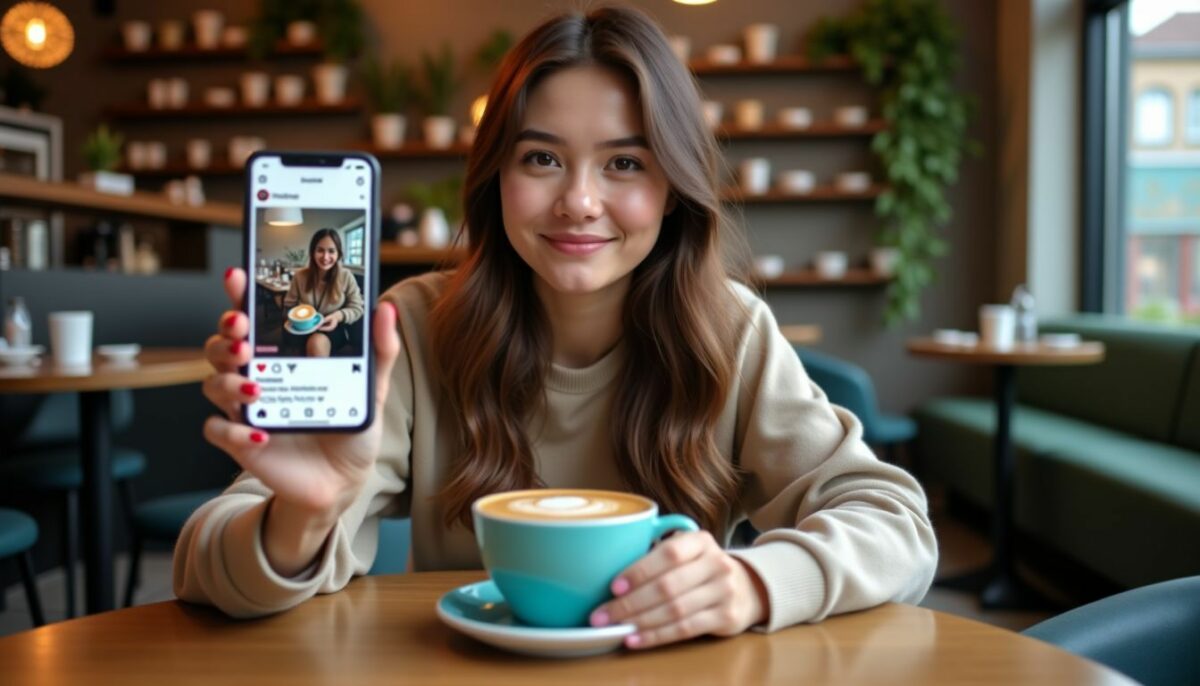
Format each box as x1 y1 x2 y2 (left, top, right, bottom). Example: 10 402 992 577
283 266 364 324
175 272 937 631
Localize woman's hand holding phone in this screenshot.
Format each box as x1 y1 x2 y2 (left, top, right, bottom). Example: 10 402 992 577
201 268 400 576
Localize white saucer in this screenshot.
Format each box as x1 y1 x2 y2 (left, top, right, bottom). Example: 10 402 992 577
97 344 141 363
284 313 323 336
436 580 636 659
0 345 44 367
1040 333 1082 349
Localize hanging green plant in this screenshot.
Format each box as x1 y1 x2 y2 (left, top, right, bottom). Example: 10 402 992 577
807 0 979 325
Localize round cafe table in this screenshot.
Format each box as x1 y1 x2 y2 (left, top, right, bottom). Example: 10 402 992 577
0 571 1133 685
907 338 1105 610
0 348 209 615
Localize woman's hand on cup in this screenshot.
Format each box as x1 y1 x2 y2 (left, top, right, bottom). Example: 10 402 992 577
315 310 343 332
201 267 401 514
589 531 769 650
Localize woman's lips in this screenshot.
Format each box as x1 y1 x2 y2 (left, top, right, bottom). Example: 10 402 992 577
541 233 613 256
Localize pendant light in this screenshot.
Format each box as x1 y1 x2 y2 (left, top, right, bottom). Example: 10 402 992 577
1 2 74 69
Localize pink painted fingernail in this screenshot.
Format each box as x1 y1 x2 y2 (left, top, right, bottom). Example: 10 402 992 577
625 634 642 649
612 577 630 595
249 431 267 444
590 611 609 627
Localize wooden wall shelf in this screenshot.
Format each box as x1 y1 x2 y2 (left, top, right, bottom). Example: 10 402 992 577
690 55 858 76
719 120 886 140
363 142 472 159
103 40 324 62
723 185 885 204
759 269 891 287
106 99 363 120
118 163 243 178
379 245 466 265
0 173 240 226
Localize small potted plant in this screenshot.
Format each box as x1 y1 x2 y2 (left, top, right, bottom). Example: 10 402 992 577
362 54 412 149
312 0 365 104
418 43 462 149
79 125 134 195
407 176 463 248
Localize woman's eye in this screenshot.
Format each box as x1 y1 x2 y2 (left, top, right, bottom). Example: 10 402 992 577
610 156 644 172
524 151 558 167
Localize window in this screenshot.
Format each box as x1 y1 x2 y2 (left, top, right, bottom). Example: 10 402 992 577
1188 89 1200 144
1084 1 1200 328
344 226 364 267
1135 88 1174 146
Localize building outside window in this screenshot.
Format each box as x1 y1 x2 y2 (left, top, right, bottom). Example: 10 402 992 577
1187 88 1200 144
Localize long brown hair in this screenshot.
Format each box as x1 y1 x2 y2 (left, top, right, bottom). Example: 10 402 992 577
429 5 749 534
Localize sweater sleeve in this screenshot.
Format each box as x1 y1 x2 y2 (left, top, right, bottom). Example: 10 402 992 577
724 290 937 632
338 270 365 324
172 288 416 618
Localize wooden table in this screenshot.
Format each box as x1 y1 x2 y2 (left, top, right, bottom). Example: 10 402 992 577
0 348 209 614
907 339 1106 609
0 571 1133 685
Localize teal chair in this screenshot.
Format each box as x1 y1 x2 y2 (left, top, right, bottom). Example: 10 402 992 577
121 486 410 605
0 507 45 627
796 347 917 462
0 392 145 619
1023 576 1200 686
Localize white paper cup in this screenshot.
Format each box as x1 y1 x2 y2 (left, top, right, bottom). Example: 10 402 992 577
667 35 691 63
734 99 764 131
778 107 812 129
815 251 848 279
707 44 742 65
222 25 247 49
186 139 211 168
122 21 151 52
49 311 93 368
743 23 779 64
204 87 235 108
166 78 188 108
834 105 869 128
145 141 167 169
126 141 148 170
739 158 771 196
980 305 1017 350
147 79 169 109
778 169 815 194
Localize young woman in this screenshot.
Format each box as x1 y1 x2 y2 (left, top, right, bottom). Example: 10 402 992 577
183 5 936 649
282 228 364 357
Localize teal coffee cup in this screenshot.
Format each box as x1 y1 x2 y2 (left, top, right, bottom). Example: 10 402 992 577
473 488 699 628
287 304 319 332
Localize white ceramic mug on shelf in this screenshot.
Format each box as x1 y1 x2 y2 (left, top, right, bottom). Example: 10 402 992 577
122 21 151 52
187 139 212 168
274 75 306 105
815 251 849 279
707 44 741 65
701 101 724 131
739 158 771 196
743 23 779 63
192 10 224 50
778 107 812 130
734 99 764 131
834 105 869 128
778 169 815 195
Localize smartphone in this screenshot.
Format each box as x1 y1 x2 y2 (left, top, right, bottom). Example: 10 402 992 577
241 151 380 432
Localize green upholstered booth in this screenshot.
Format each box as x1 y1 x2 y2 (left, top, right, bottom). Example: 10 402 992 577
915 315 1200 589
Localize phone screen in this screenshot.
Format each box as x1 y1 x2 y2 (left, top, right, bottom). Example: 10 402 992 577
242 152 378 431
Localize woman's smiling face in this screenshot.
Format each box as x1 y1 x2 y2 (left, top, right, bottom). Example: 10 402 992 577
313 236 338 271
499 64 674 298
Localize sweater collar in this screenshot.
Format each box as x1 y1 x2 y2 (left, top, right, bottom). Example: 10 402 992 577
543 340 625 395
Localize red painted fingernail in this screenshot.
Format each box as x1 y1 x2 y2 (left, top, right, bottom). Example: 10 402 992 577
223 313 238 329
249 431 267 444
240 382 258 396
224 267 235 281
612 577 630 595
625 634 642 649
230 340 243 355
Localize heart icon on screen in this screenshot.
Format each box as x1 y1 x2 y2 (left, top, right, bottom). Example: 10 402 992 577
256 363 266 372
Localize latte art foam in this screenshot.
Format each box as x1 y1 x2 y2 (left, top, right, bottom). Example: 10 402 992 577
476 489 653 522
507 496 621 518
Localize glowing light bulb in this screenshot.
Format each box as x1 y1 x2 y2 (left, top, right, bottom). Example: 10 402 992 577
25 17 45 47
470 95 488 127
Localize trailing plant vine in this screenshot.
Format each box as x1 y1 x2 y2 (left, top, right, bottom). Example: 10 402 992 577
807 0 978 324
